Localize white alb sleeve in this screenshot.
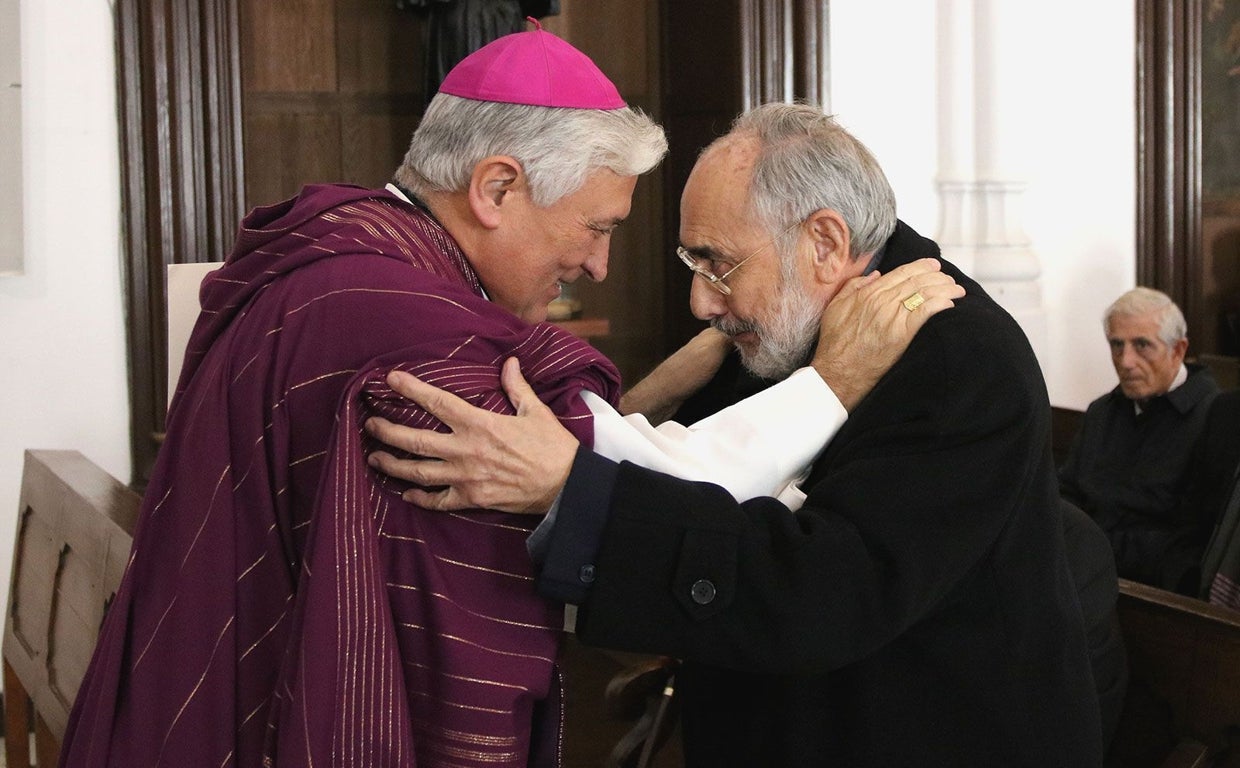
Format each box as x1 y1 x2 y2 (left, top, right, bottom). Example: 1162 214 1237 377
582 367 846 511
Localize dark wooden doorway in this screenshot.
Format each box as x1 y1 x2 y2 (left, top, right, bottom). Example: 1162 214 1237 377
115 0 425 488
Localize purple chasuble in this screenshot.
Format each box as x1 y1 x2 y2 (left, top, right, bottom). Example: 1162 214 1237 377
58 184 620 768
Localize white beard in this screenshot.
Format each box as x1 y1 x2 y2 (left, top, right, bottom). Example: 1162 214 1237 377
713 276 823 380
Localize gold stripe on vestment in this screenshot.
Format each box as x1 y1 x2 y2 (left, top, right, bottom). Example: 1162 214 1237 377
410 690 514 715
132 595 178 670
405 660 530 691
395 621 556 661
422 738 521 763
384 583 554 630
180 464 232 570
155 616 236 765
416 724 519 747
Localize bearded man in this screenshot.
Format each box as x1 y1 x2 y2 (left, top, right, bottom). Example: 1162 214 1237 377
369 103 1104 767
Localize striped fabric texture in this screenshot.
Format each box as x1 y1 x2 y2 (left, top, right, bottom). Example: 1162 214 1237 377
59 185 620 768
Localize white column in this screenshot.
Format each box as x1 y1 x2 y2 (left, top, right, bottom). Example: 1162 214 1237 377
934 0 1047 363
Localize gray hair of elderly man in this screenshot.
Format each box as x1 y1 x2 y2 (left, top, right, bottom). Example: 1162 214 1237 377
1103 286 1188 346
727 102 898 259
394 93 668 208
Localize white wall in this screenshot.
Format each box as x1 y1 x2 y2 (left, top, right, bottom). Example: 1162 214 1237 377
0 0 22 276
0 0 130 605
830 0 1134 411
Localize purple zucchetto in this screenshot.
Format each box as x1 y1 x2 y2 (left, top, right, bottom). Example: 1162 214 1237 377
438 18 625 110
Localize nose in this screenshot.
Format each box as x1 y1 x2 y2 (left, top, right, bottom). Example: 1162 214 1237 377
582 242 609 283
688 277 727 321
1116 344 1139 370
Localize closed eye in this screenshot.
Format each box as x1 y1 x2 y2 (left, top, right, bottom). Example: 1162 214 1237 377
587 219 623 237
685 248 737 276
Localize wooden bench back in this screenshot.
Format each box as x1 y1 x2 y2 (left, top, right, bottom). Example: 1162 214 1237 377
1110 578 1240 768
3 450 138 768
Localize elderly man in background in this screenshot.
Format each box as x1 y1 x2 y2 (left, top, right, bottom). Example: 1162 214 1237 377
1060 287 1220 593
369 103 1103 767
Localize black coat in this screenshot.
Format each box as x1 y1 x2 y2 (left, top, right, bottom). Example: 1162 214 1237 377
1058 366 1219 592
568 222 1103 767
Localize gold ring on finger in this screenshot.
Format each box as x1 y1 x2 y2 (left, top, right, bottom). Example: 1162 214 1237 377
901 291 926 312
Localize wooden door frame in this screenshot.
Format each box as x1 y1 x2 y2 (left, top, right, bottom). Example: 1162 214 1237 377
1135 0 1205 344
114 0 245 488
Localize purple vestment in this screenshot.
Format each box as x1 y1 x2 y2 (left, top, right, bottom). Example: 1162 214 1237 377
59 185 620 768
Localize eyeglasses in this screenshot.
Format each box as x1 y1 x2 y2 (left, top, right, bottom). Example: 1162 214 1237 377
676 220 802 296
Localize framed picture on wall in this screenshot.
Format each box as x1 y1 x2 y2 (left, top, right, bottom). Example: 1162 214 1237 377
1202 0 1240 356
1137 0 1240 358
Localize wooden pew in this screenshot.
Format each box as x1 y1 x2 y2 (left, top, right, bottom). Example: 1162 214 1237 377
3 450 138 768
15 449 1240 768
1109 578 1240 768
602 576 1240 768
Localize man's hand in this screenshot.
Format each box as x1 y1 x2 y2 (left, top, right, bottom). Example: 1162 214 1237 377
814 258 965 411
618 327 731 423
364 357 578 514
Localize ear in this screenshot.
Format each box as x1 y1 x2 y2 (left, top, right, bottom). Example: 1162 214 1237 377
1171 337 1189 365
467 155 524 230
804 208 856 285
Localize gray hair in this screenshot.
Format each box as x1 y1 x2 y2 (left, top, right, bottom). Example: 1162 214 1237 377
728 102 897 258
1104 287 1187 345
394 94 667 207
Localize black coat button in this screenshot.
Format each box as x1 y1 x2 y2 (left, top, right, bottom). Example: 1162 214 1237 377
579 564 596 584
690 579 716 605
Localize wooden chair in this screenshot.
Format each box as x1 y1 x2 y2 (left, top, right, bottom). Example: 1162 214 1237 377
3 450 138 768
603 656 679 768
1109 578 1240 768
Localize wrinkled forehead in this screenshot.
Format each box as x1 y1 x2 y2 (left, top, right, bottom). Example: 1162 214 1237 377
1106 313 1170 352
679 137 763 244
574 168 637 216
1106 309 1166 342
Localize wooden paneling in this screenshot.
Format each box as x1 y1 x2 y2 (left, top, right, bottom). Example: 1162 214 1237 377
119 0 668 485
340 112 423 188
116 0 245 489
1109 579 1240 767
335 1 424 94
542 0 668 384
1136 0 1240 357
1135 0 1201 342
659 3 743 353
241 0 337 92
547 0 649 101
243 112 341 204
1202 216 1240 355
240 0 424 208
